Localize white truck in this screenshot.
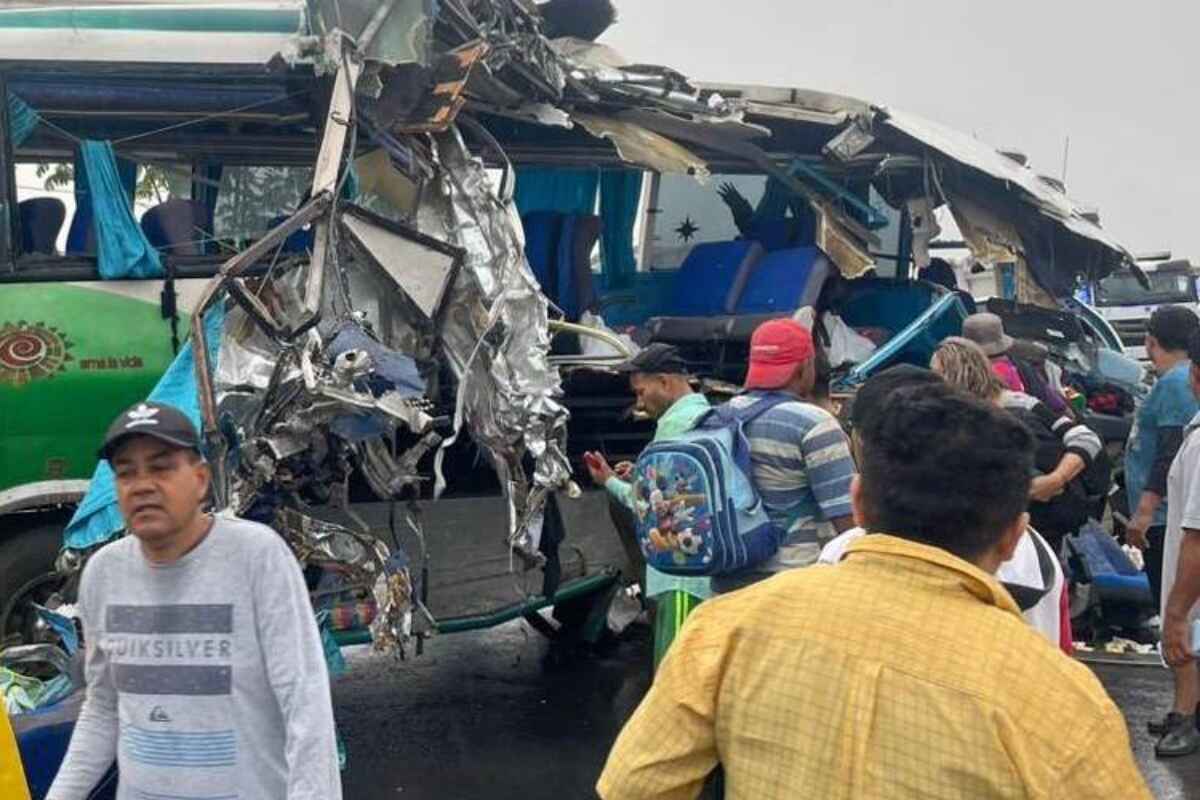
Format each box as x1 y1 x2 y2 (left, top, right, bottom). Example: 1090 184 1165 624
1085 257 1199 360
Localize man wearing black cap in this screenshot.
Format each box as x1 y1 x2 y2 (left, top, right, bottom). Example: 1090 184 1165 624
48 402 341 800
583 344 712 666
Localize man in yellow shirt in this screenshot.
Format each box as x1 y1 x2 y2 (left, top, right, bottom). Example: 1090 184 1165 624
597 378 1150 799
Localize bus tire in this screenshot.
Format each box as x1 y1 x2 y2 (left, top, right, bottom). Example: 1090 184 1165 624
0 516 67 649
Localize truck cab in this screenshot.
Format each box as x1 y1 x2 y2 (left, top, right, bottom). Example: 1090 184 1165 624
1086 258 1199 360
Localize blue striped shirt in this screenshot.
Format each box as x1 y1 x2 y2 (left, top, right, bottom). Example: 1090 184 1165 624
727 391 856 571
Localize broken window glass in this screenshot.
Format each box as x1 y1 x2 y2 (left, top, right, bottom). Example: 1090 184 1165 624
643 173 767 270
214 165 314 245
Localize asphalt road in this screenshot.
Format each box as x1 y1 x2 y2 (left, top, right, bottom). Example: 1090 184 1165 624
334 623 652 800
334 623 1200 800
334 494 646 800
329 497 1200 799
1092 661 1200 799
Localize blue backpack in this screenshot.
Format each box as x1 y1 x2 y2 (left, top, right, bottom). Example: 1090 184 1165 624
632 395 788 576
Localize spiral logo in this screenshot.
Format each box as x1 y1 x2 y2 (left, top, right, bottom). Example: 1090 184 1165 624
0 330 47 367
0 322 73 387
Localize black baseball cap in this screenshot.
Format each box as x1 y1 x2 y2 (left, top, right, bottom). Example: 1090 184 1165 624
99 401 203 461
614 343 689 376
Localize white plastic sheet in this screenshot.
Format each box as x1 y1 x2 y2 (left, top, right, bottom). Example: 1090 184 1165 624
793 306 876 368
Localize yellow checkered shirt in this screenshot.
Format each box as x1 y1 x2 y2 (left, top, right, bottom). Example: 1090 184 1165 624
598 534 1150 799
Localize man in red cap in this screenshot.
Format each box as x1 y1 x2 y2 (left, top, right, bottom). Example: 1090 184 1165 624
712 318 857 592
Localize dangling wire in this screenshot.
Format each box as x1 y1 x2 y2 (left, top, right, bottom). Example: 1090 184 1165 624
110 90 313 146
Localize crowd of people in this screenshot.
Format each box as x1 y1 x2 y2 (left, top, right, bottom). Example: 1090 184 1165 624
25 301 1200 799
592 307 1200 797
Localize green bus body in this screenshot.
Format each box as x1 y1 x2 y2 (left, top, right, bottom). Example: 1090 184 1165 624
0 282 185 495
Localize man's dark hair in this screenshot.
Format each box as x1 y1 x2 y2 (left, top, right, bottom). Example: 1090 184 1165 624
1148 305 1200 352
850 365 945 431
1187 328 1200 366
857 383 1035 561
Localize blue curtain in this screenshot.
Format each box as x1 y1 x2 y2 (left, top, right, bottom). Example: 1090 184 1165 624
599 169 643 290
6 91 38 148
79 141 162 280
514 167 599 216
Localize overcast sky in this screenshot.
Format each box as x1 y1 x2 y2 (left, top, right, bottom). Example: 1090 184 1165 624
604 1 1199 262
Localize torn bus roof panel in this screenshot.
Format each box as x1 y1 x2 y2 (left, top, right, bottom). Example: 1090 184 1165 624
692 83 1139 288
573 113 709 176
877 107 1136 264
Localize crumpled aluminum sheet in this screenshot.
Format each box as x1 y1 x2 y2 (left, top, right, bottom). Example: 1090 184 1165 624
274 506 427 656
418 124 573 567
215 305 290 395
370 569 415 655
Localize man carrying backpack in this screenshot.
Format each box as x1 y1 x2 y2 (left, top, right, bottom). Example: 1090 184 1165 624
712 319 856 593
583 343 713 667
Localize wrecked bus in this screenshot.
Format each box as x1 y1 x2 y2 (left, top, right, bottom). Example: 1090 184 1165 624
0 0 1145 679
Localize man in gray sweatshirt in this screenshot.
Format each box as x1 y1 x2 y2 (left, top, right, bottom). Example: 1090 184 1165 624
49 401 341 800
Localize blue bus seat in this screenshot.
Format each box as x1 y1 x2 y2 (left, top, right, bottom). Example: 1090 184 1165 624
667 240 763 318
1069 523 1154 608
729 246 831 315
18 197 66 255
141 198 211 256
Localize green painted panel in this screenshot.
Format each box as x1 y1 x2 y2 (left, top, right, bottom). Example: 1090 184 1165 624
0 7 303 34
0 283 184 493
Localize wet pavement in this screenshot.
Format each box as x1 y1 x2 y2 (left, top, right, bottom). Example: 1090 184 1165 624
329 498 1200 799
334 621 652 800
334 621 1200 799
1092 660 1200 799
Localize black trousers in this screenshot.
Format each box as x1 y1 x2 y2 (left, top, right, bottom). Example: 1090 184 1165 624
1145 525 1168 611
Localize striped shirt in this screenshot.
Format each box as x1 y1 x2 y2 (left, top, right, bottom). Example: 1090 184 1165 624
726 391 856 571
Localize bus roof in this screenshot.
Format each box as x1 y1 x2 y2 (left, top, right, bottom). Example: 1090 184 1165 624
0 2 310 65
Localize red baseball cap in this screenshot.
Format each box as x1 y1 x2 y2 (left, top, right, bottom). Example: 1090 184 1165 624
744 318 815 390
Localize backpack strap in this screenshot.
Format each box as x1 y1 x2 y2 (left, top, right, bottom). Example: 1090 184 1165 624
701 392 794 429
699 392 795 476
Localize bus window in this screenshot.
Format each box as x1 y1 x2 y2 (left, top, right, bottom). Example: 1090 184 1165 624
642 173 767 270
14 161 74 255
213 165 313 245
136 164 192 205
14 160 187 258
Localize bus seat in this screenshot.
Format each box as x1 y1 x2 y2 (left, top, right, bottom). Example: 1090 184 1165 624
639 241 765 346
727 246 831 315
669 240 763 317
66 205 97 256
18 197 66 255
141 198 211 256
